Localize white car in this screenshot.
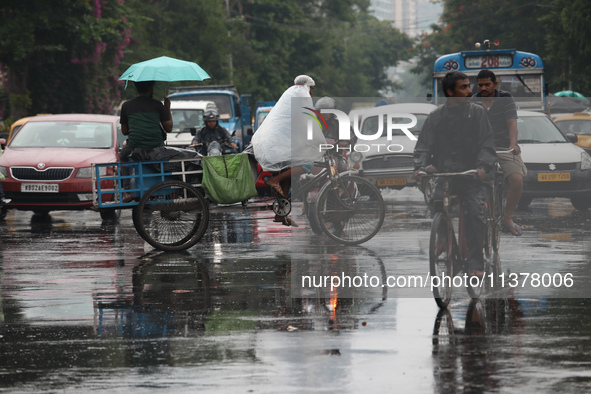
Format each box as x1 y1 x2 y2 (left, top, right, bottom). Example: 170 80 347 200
166 100 217 148
349 103 437 190
517 110 591 210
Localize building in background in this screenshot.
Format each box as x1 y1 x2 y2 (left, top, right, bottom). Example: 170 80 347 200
370 0 441 37
370 0 443 97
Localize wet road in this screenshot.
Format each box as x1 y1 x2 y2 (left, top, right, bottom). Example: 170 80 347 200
1 189 591 392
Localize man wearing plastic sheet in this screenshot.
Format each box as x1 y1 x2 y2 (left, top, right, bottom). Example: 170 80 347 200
251 75 326 226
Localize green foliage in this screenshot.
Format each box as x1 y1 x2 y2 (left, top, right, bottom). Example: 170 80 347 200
0 0 131 117
415 0 591 95
229 0 413 99
120 0 230 101
9 92 32 110
0 0 414 120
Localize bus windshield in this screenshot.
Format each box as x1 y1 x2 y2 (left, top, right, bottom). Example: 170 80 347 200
433 48 546 111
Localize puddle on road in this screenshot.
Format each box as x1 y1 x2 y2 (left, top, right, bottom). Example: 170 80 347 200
2 195 591 391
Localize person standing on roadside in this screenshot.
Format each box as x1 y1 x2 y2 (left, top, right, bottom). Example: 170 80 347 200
472 69 527 236
413 71 496 276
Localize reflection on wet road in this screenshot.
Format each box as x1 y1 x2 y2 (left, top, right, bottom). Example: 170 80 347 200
1 190 591 392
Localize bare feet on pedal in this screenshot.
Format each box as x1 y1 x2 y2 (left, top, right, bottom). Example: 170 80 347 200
265 179 285 197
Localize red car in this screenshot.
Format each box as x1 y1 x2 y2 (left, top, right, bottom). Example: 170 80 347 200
0 114 125 220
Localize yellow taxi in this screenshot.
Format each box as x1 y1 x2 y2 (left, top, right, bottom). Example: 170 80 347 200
553 112 591 153
1 115 51 150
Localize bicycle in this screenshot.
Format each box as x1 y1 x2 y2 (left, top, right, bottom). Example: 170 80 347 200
271 151 385 245
420 169 498 308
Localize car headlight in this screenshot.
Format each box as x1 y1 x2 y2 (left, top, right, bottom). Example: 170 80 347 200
582 152 591 170
0 166 7 177
350 151 363 163
76 166 106 178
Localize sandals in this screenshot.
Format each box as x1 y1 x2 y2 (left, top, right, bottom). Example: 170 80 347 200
274 216 298 227
502 222 523 236
264 179 285 197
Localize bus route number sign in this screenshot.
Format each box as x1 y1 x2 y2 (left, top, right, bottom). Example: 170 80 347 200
465 55 513 69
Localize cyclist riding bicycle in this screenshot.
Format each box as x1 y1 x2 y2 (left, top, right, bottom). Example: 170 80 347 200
413 71 496 277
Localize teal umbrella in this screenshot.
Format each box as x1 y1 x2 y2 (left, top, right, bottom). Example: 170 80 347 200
119 56 210 82
553 90 589 103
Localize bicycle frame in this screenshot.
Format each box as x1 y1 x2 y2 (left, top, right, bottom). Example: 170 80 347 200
437 174 470 266
271 150 385 245
294 153 354 201
272 151 355 215
423 170 481 307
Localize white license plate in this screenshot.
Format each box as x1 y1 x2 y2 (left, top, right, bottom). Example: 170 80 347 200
21 183 59 193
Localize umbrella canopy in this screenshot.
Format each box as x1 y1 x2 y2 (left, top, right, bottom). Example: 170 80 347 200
119 56 210 82
547 94 589 113
553 90 588 103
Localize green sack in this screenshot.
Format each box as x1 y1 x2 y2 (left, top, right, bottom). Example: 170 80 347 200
202 153 258 204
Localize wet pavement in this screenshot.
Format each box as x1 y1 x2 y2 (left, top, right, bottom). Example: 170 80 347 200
1 189 591 392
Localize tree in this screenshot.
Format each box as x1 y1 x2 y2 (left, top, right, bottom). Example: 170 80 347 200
0 0 131 119
228 0 413 101
119 0 229 101
415 0 591 96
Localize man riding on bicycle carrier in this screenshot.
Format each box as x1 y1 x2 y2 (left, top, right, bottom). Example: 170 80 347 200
413 71 496 277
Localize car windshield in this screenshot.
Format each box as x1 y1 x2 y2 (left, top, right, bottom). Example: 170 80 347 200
555 119 591 136
171 94 234 119
361 114 429 137
257 111 270 129
171 109 204 133
8 121 113 149
517 115 568 143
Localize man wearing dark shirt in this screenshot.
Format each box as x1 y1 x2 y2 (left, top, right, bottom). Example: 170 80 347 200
120 80 172 149
119 81 172 201
472 69 527 236
414 71 496 275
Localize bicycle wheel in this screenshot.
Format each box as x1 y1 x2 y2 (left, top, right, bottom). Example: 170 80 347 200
315 175 385 245
272 197 291 217
432 308 456 348
132 181 209 252
492 182 504 253
484 191 494 258
306 202 323 235
430 212 454 309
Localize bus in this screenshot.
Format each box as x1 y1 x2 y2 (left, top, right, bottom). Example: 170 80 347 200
433 42 546 111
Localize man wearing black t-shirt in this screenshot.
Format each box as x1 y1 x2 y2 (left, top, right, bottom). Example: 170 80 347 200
120 80 172 149
119 81 172 201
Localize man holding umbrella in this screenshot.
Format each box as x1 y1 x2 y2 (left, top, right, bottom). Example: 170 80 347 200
118 56 211 200
119 80 172 201
120 80 172 149
118 56 210 148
